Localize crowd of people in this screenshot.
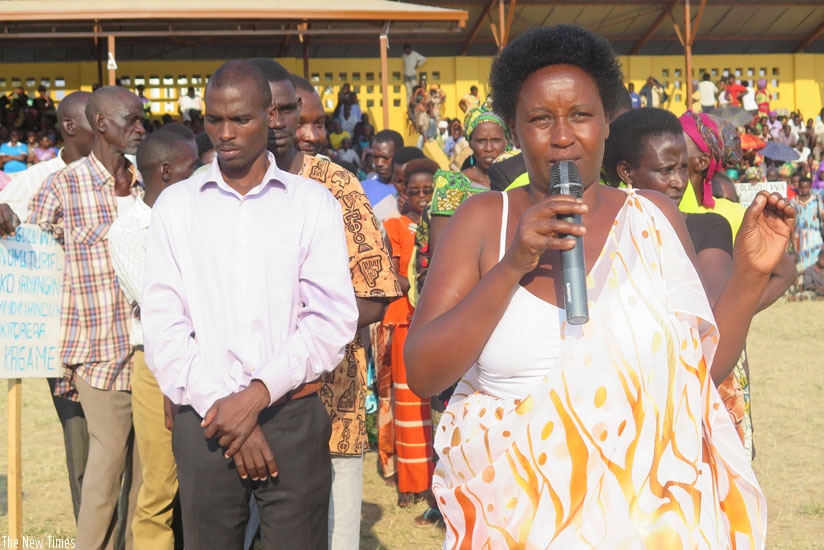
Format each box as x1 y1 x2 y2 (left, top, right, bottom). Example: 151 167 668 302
0 23 811 550
663 72 824 298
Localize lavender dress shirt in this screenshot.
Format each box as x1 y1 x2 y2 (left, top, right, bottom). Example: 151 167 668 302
142 154 357 417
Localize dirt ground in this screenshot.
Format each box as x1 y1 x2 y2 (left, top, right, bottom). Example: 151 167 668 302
746 300 824 550
0 300 821 548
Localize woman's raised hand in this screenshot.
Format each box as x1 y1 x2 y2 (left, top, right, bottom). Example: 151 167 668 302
734 191 796 276
502 193 588 275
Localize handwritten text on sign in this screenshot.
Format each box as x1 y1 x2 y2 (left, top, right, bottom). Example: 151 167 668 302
0 224 64 378
735 181 788 207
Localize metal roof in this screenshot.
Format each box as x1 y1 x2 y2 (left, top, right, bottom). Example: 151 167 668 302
0 0 467 23
0 1 821 61
0 0 468 62
406 0 824 56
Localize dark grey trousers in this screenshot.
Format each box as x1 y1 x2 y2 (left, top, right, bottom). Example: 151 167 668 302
47 377 89 522
173 395 332 550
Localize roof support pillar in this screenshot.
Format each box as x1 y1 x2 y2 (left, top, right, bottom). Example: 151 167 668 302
673 0 706 110
379 29 390 131
94 23 103 86
489 0 516 50
303 37 310 79
107 35 117 85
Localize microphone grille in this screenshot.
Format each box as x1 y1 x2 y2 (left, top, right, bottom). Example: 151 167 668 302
550 161 581 187
549 162 561 188
566 162 581 183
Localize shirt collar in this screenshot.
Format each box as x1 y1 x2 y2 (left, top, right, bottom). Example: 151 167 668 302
87 151 143 196
199 151 289 198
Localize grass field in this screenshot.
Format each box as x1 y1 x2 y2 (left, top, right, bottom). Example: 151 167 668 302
0 299 822 548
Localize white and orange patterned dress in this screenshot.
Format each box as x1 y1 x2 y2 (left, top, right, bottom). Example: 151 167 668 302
432 190 766 549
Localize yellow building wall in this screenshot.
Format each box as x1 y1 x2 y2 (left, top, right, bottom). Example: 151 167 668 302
621 53 824 118
1 53 822 139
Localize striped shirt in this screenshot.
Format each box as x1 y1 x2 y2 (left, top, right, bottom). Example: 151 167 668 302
28 152 142 397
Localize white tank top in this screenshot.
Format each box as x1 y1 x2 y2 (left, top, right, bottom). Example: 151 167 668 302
470 192 562 400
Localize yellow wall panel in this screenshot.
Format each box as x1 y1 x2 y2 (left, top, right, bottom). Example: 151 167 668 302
1 53 822 136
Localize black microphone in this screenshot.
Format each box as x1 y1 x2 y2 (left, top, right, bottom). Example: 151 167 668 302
549 161 589 325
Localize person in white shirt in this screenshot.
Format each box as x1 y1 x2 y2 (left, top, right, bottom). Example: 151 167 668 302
336 137 362 170
792 140 811 166
177 86 203 123
334 92 362 135
401 44 426 102
109 131 198 550
741 80 758 113
697 73 718 113
717 78 731 107
142 59 357 548
775 124 798 147
787 113 805 138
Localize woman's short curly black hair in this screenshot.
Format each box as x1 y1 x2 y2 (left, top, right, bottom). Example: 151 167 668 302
602 108 683 186
490 25 625 123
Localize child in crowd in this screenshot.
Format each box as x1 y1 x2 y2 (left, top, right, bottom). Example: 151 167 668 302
381 158 441 526
31 131 58 164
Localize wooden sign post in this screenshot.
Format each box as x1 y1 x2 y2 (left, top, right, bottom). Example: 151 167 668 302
0 224 65 543
8 378 22 540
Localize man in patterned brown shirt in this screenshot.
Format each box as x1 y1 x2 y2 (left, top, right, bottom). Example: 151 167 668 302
249 59 400 550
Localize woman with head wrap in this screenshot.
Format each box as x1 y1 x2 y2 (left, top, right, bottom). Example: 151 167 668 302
679 111 748 235
417 100 513 276
689 117 797 301
460 100 512 187
755 79 771 115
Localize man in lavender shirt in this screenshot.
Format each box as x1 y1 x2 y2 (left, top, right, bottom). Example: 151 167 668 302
141 60 357 549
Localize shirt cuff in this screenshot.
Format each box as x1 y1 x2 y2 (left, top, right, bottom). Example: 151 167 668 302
253 358 301 407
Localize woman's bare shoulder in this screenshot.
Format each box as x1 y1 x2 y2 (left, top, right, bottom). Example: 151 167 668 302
449 189 504 222
436 191 505 264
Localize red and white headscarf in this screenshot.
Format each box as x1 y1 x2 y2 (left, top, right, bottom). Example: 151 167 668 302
680 111 723 208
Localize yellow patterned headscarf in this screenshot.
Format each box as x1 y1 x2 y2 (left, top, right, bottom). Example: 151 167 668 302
464 99 512 151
